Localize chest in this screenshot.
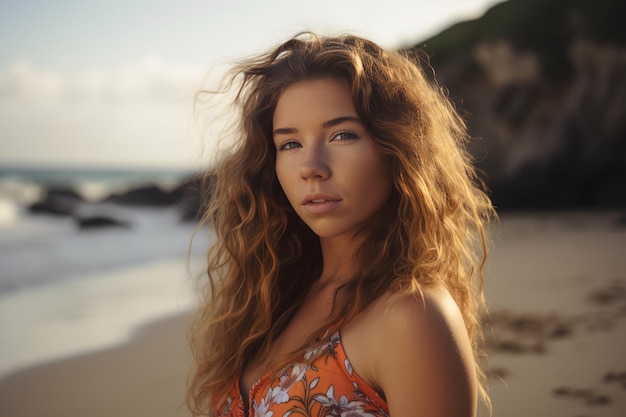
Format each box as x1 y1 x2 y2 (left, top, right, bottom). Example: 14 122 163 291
241 288 335 395
222 332 389 417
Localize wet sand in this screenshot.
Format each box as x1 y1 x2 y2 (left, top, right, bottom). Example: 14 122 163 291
0 314 193 417
1 211 625 417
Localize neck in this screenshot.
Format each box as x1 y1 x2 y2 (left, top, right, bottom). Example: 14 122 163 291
317 234 363 286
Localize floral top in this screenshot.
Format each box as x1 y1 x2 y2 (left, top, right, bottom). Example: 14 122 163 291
213 331 389 417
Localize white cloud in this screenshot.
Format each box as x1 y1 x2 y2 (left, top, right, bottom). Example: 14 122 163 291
71 58 206 102
0 58 212 168
0 94 203 169
0 58 206 102
0 60 64 98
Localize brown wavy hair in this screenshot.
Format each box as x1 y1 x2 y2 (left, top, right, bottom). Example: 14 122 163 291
187 32 495 416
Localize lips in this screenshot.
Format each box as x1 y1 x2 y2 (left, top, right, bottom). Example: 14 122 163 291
301 193 342 214
301 193 340 205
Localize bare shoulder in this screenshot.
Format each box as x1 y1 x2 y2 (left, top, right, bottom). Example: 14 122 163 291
374 285 469 342
366 286 477 417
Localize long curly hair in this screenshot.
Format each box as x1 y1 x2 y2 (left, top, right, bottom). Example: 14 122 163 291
187 32 495 416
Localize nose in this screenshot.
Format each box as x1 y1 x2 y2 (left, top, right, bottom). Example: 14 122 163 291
300 144 330 180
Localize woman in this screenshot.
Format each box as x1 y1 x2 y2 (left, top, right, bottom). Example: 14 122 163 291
187 33 495 417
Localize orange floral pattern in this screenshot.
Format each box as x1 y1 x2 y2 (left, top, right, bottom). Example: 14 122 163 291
213 331 389 417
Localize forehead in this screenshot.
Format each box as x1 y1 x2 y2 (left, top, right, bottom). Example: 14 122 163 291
273 78 356 126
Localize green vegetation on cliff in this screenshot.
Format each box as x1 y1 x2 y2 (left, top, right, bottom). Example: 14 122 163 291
415 0 626 80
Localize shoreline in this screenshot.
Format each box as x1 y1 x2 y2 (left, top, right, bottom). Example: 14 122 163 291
0 255 204 378
0 312 194 417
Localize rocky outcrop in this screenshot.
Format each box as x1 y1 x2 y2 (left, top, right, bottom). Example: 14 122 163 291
28 187 83 216
413 0 626 209
104 184 177 206
75 215 130 230
72 203 131 230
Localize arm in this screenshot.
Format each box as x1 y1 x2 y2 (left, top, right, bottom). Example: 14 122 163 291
373 287 477 417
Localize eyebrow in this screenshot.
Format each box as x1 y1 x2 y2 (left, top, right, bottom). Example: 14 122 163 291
322 116 361 128
273 116 361 136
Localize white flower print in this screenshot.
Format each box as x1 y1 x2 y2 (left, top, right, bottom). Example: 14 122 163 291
270 363 308 404
223 329 388 417
313 385 363 416
304 331 341 361
344 358 353 376
339 410 377 417
304 344 325 361
312 384 380 417
221 396 233 416
252 387 274 417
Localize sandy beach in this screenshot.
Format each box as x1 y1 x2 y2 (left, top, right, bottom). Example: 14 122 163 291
1 211 625 417
482 211 626 417
0 313 193 417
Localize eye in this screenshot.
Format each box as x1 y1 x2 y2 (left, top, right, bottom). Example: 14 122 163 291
331 131 359 142
277 140 301 151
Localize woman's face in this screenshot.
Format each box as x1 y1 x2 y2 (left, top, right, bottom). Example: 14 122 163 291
273 77 392 241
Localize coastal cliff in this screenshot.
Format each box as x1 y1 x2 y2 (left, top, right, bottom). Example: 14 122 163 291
413 0 626 209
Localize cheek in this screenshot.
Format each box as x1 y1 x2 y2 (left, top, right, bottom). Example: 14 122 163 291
357 153 392 197
275 162 296 204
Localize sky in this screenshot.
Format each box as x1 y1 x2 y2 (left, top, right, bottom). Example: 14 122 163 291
0 0 504 170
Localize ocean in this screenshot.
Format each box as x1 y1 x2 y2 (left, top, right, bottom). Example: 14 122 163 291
0 165 211 377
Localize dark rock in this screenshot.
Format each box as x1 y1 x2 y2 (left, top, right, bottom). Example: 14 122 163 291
73 203 132 230
104 184 176 206
28 186 83 216
76 215 130 230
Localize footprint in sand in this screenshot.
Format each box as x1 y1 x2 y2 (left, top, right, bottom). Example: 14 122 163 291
589 280 626 307
552 386 612 406
603 370 626 390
